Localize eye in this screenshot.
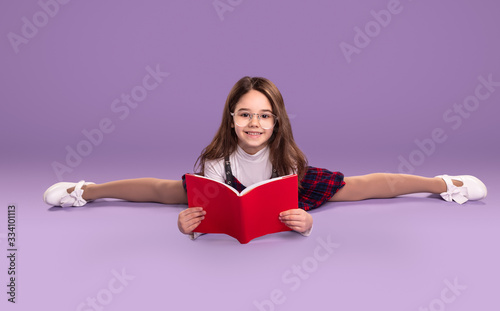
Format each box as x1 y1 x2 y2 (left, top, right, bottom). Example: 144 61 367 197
260 113 272 119
239 112 250 118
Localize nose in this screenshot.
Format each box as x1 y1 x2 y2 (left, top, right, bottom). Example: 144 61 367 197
248 114 260 127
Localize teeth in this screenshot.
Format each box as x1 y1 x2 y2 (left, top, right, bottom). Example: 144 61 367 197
247 132 262 136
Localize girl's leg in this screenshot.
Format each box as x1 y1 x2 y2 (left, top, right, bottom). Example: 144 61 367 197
67 179 187 204
329 173 462 202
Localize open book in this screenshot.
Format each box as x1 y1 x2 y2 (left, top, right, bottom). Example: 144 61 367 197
185 174 298 244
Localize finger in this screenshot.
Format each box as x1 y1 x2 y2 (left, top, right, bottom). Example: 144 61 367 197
188 207 206 214
182 210 206 221
179 209 192 219
280 215 305 222
279 209 302 217
183 213 205 224
281 220 304 226
186 220 203 232
186 210 206 218
184 217 205 232
182 207 204 216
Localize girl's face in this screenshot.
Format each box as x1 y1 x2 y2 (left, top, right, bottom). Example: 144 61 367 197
232 90 275 155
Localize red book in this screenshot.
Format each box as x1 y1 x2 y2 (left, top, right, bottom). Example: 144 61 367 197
185 174 298 244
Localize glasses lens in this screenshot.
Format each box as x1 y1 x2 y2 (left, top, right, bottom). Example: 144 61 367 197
234 112 250 127
258 113 275 129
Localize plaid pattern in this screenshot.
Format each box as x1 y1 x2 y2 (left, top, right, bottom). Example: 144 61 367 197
227 175 246 193
182 166 345 211
298 167 345 211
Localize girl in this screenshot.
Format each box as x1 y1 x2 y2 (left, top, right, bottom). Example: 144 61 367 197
43 77 488 239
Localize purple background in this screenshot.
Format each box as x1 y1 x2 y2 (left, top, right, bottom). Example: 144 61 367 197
1 0 499 310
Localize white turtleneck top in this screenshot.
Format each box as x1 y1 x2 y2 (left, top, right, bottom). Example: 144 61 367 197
204 145 273 187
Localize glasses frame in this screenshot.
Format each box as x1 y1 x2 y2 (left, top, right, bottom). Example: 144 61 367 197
230 111 278 130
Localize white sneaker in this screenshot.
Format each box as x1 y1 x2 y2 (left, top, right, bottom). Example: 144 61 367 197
43 180 95 207
436 175 487 204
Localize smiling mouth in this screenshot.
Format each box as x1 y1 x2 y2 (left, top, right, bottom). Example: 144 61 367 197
245 131 263 136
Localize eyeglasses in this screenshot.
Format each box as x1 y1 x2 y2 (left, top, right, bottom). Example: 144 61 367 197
230 111 278 130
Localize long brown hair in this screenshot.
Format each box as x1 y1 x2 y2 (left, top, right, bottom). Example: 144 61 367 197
195 76 308 183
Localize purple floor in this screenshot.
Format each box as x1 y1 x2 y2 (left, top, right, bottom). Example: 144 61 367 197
1 155 498 311
2 1 499 310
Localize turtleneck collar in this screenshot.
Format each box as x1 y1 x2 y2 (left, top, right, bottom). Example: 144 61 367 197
236 144 269 162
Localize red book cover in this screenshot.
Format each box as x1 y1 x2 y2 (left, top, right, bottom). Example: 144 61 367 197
185 174 298 244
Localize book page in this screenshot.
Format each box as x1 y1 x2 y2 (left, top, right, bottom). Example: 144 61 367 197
189 174 240 196
240 174 295 196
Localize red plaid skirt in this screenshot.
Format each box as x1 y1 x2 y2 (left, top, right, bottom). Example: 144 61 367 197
298 167 345 210
182 166 345 211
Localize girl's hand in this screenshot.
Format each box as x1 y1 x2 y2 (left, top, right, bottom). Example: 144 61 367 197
279 208 313 234
178 207 206 234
